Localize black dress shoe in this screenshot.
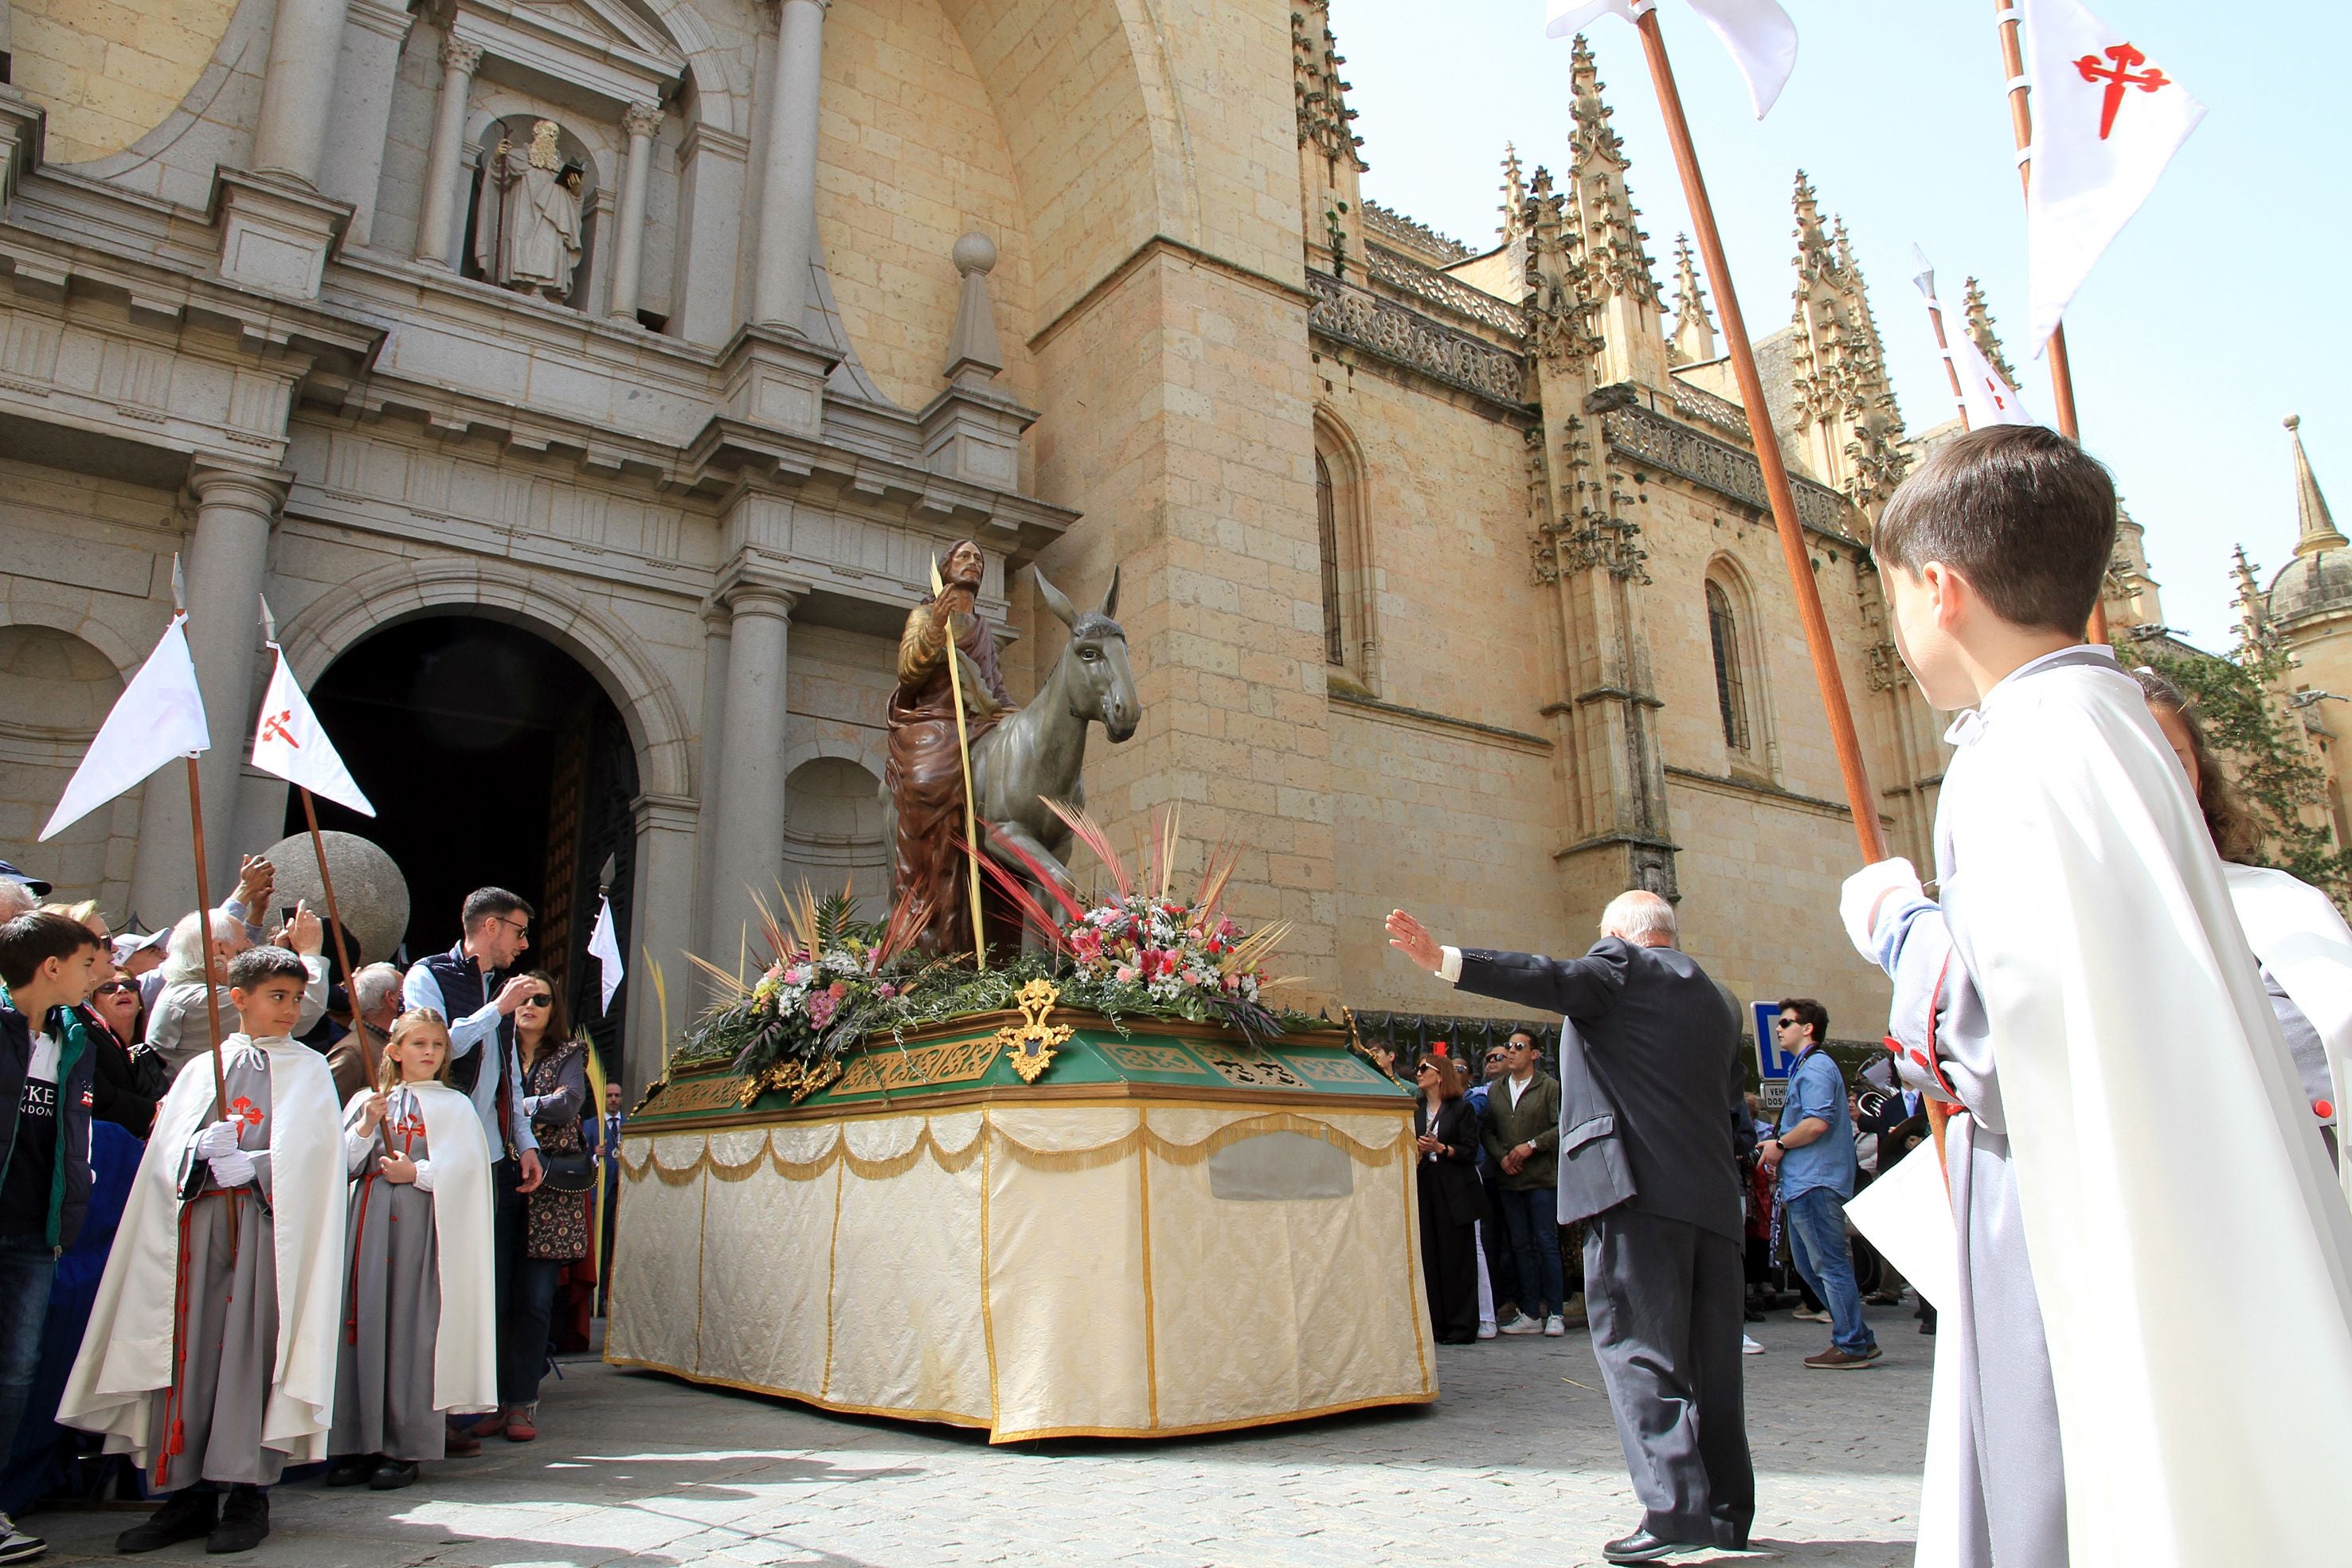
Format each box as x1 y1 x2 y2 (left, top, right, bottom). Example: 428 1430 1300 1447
205 1485 268 1554
1602 1527 1688 1563
325 1456 375 1487
117 1487 220 1553
369 1459 419 1490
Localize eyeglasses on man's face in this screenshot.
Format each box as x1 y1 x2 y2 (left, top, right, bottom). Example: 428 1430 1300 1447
495 917 530 940
1776 1018 1803 1030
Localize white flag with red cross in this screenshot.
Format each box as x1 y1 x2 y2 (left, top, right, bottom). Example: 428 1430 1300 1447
40 616 210 840
250 645 376 816
2021 0 2205 350
1545 0 1799 119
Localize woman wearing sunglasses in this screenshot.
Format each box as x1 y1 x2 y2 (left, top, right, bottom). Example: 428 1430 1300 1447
45 901 162 1138
491 973 591 1444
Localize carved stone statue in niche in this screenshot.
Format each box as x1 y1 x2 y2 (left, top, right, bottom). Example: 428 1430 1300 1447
472 119 583 301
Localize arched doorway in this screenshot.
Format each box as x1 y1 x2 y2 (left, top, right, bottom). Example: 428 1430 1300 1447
298 616 640 1067
0 624 130 915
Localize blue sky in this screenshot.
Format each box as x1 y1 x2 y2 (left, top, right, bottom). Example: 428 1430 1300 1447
1330 0 2350 650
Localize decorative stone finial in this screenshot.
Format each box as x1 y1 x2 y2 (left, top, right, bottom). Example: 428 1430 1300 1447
942 231 1004 386
2288 413 2346 557
952 231 997 278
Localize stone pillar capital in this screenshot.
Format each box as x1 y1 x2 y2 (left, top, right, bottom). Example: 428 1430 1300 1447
632 792 702 834
188 462 292 514
622 100 665 140
439 35 484 76
714 561 808 619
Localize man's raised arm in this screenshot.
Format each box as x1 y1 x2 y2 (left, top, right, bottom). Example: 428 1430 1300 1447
1385 909 1628 1021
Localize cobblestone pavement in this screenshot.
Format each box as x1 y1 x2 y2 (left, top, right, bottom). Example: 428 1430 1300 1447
29 1305 1929 1567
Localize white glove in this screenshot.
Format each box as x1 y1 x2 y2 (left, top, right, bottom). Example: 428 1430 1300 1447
192 1120 241 1160
207 1149 256 1188
1839 857 1923 959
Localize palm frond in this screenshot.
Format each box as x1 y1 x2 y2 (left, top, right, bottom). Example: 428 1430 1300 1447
683 950 753 999
961 833 1073 953
1044 799 1132 897
872 884 927 969
1192 834 1243 927
1156 807 1182 902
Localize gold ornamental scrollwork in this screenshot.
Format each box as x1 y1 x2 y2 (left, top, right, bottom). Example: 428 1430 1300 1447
995 978 1074 1084
737 1057 843 1107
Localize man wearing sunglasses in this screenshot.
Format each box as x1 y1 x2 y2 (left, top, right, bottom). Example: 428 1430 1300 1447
1759 999 1878 1371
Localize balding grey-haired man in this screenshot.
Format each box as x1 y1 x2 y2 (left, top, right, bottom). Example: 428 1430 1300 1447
1387 891 1752 1566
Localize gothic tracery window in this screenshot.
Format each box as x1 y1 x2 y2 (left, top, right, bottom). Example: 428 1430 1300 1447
1707 580 1750 753
1316 452 1345 666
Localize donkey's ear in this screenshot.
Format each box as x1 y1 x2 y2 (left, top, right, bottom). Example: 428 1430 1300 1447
1033 566 1078 628
1098 565 1120 620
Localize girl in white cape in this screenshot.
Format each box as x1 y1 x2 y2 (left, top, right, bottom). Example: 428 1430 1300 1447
327 1007 496 1488
2137 668 2351 1198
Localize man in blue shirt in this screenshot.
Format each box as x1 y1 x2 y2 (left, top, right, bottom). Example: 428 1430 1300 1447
1759 998 1880 1369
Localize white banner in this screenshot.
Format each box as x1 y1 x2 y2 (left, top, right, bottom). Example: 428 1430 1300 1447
1546 0 1799 119
249 647 376 816
41 616 209 840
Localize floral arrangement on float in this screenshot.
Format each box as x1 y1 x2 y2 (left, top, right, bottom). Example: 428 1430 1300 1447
676 801 1305 1102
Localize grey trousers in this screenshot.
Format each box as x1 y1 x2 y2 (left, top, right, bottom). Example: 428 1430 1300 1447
1584 1208 1755 1547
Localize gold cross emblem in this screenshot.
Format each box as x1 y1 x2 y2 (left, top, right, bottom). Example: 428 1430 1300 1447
995 978 1074 1085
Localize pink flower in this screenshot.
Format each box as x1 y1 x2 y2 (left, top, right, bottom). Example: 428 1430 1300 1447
1115 964 1139 983
827 981 848 1000
806 991 839 1027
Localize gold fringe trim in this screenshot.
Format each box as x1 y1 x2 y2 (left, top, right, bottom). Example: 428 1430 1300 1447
618 1109 1408 1187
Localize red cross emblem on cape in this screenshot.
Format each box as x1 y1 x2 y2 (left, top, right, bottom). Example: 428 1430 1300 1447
2075 42 2170 140
228 1095 265 1132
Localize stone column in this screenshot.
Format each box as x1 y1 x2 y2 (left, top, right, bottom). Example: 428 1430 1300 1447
608 101 663 324
691 600 731 959
626 792 700 1100
706 580 798 953
414 36 483 269
129 466 287 921
252 0 354 187
751 0 828 328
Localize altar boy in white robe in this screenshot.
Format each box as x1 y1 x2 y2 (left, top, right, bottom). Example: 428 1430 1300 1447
327 1007 496 1489
59 938 344 1556
1841 424 2352 1568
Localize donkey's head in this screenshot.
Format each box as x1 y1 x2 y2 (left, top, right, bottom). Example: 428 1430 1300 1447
1036 566 1137 743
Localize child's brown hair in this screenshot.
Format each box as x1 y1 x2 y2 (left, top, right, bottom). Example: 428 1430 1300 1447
1873 424 2118 635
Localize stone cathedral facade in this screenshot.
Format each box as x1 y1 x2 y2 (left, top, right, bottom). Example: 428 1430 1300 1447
0 0 2173 1081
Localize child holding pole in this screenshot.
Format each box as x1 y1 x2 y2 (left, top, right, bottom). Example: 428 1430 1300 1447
59 935 346 1556
326 1007 495 1490
1842 425 2352 1566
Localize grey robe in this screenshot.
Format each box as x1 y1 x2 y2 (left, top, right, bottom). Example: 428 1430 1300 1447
148 1048 284 1491
331 1086 444 1462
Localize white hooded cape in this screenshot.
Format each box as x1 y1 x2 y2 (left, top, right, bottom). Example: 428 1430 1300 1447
59 1035 346 1468
2224 861 2352 1216
1937 659 2352 1566
342 1081 498 1414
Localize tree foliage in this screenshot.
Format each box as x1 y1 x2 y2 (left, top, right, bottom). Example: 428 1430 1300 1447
2128 635 2352 905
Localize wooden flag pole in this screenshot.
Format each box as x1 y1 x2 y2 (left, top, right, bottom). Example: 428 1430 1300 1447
1993 0 2106 643
1920 295 1974 428
1631 8 1888 865
297 786 373 1088
184 757 233 1124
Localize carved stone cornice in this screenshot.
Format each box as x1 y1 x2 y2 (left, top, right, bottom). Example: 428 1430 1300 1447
1593 401 1861 545
1365 244 1524 340
1360 201 1473 266
1306 270 1528 410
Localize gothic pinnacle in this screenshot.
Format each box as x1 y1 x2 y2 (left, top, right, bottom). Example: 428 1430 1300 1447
2288 415 2346 556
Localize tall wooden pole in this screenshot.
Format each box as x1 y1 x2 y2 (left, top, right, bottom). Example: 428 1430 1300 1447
184 772 232 1123
1631 10 1888 865
1921 296 1973 428
298 787 374 1087
1994 0 2107 642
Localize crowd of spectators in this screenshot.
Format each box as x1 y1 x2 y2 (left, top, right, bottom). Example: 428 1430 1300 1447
0 855 628 1558
1398 1000 1919 1364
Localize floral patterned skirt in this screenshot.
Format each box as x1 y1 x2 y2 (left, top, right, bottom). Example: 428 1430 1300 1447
526 1119 590 1261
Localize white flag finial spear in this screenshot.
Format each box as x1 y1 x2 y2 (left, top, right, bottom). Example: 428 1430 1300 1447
259 593 277 647
170 554 186 615
1910 244 1937 303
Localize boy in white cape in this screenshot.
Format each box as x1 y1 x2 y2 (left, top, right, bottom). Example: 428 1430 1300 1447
59 938 343 1556
1841 425 2352 1567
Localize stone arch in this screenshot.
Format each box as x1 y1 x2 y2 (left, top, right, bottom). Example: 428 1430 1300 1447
638 0 747 136
0 596 147 680
933 0 1189 319
0 621 135 915
1313 407 1378 690
1703 552 1775 775
276 557 694 802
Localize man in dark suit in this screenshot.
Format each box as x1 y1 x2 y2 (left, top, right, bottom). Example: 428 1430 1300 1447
1387 890 1752 1565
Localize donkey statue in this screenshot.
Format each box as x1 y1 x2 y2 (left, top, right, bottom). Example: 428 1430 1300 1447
969 566 1137 913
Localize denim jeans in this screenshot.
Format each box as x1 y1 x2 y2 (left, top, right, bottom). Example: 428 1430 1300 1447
1783 1188 1875 1354
0 1238 57 1459
1495 1185 1565 1319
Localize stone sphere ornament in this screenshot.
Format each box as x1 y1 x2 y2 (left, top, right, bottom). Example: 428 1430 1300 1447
255 830 412 965
950 230 996 277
